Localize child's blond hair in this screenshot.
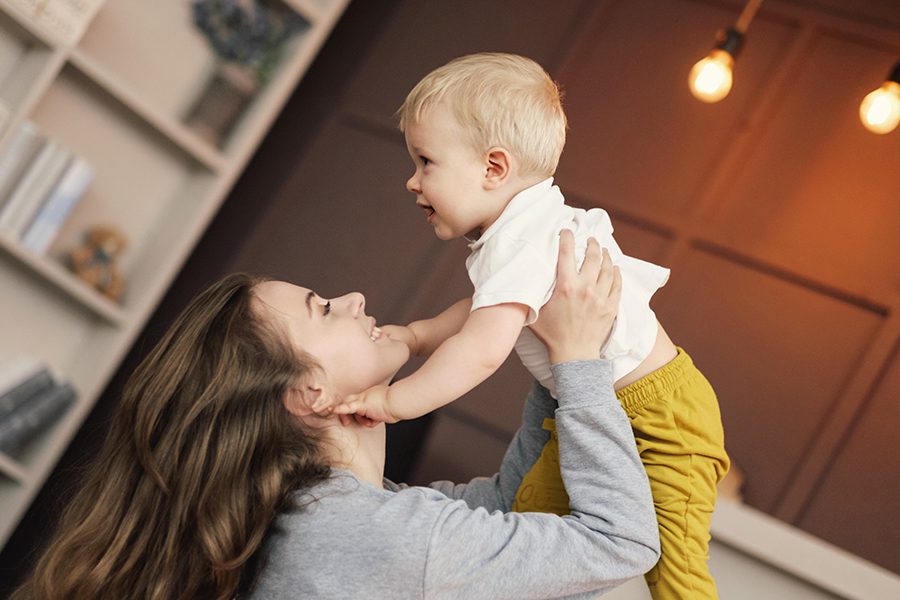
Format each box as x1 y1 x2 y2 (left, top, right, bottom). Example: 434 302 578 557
398 53 567 178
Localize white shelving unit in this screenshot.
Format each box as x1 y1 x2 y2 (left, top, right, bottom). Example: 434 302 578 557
0 0 350 550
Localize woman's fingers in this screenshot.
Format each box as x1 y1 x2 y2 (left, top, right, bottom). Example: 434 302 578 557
578 237 604 284
555 229 577 287
595 248 614 294
610 266 622 304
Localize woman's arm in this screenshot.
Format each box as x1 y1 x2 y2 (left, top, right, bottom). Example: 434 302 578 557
426 379 556 511
423 235 658 597
424 359 659 598
426 233 626 511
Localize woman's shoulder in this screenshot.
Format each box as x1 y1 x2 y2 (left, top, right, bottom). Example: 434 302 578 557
283 471 458 524
251 473 463 598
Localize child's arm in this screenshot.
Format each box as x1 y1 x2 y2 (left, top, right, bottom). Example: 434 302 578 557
383 298 472 357
328 302 528 423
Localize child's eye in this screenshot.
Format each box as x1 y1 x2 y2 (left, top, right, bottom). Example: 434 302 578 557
323 301 331 316
419 156 430 166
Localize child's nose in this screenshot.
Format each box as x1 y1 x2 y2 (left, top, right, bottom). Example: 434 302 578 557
406 172 420 194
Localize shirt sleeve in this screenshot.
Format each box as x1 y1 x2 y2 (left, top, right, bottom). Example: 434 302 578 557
468 236 557 325
422 361 660 599
426 380 556 512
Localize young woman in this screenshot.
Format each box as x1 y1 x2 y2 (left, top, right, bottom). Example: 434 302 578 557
14 233 659 600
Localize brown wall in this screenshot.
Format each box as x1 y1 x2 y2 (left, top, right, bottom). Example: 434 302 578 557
3 0 899 588
230 0 900 573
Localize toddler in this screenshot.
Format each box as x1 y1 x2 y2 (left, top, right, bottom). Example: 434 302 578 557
319 53 729 600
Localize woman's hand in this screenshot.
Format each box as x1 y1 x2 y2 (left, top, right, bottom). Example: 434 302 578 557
529 230 622 364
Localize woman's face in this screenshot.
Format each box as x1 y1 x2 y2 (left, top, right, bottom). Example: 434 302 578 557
253 281 410 395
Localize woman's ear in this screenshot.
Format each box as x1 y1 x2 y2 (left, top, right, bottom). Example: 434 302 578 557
283 378 330 418
483 147 512 189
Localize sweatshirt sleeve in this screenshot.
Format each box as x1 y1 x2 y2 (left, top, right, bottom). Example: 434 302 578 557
426 380 556 512
423 360 660 599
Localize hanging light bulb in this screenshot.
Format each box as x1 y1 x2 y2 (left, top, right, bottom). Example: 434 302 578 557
689 31 740 103
689 0 762 103
859 62 900 135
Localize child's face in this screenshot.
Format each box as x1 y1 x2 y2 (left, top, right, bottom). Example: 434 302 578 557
404 103 499 240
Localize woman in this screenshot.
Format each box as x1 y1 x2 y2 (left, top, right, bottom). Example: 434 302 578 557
14 233 658 599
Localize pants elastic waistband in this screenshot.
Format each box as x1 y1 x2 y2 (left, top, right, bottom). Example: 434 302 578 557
615 347 694 413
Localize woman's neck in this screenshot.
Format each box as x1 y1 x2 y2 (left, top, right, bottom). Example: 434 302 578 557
328 422 387 488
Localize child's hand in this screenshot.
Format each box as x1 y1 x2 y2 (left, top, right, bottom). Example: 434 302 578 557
332 384 399 425
381 324 420 355
529 231 621 364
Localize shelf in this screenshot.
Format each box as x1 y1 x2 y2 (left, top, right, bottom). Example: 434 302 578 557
0 5 63 121
0 232 126 325
0 450 27 484
283 0 326 23
0 0 57 48
68 48 226 173
0 0 350 556
712 498 900 599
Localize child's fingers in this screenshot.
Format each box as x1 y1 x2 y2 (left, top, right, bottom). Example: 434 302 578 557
356 414 379 428
311 394 336 413
332 403 357 415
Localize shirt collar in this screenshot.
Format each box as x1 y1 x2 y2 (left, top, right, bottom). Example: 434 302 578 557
468 177 558 250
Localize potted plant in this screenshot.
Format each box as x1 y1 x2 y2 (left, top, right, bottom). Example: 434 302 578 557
185 0 307 147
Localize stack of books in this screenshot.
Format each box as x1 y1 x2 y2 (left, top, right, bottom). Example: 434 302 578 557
0 357 76 457
0 120 94 255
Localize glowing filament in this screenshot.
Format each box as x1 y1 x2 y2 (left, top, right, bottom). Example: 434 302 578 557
860 81 900 135
689 50 734 103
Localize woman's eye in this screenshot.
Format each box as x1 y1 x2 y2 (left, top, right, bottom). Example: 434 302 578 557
323 301 331 316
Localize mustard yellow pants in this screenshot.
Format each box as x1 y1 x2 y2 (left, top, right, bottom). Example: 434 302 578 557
513 348 730 600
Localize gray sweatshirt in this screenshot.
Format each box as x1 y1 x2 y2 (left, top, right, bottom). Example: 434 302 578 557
248 360 659 599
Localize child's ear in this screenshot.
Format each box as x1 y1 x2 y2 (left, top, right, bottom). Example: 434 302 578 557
283 377 330 418
483 147 512 189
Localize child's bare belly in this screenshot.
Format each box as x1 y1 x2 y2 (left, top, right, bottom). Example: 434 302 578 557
614 322 678 391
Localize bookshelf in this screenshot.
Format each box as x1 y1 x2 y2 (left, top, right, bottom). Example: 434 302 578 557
0 0 350 550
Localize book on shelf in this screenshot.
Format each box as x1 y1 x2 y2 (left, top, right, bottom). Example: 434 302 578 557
0 369 76 456
0 140 72 239
0 0 106 46
21 155 93 254
0 120 44 214
0 356 54 421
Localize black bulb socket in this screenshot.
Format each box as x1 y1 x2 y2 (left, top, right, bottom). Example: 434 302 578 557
714 27 745 60
888 61 900 85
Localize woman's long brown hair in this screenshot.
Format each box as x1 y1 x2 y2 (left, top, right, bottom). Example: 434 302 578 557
13 273 330 600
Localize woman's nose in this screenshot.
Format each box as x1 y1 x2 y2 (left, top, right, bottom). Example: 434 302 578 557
337 292 366 317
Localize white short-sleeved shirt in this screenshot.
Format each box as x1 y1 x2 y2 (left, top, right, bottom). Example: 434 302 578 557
466 178 670 393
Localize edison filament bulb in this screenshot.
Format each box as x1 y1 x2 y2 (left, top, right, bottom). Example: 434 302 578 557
689 49 734 103
860 80 900 135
